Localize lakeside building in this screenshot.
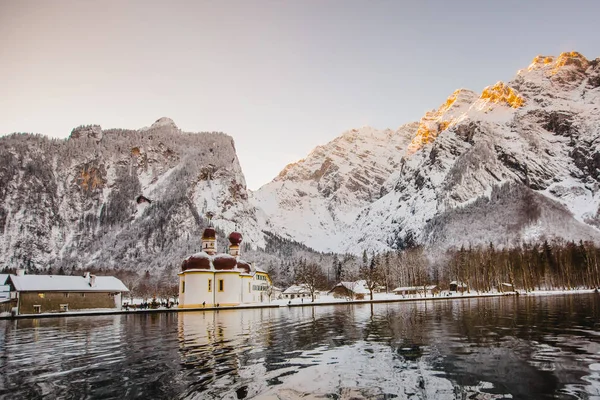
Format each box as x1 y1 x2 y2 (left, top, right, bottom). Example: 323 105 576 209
449 281 468 292
0 274 9 300
392 285 439 296
0 274 10 315
282 284 319 300
178 225 271 308
329 280 369 300
5 270 129 315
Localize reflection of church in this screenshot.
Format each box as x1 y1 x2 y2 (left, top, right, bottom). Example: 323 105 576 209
178 223 271 307
176 308 277 396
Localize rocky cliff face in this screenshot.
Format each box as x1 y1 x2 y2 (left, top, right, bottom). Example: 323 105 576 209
252 52 600 253
0 118 262 271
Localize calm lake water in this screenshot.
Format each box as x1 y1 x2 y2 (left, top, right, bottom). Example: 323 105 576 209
1 294 599 399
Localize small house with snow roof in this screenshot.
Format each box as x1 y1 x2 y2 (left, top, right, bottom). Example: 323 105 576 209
449 281 468 292
392 285 439 297
329 280 370 300
282 284 318 300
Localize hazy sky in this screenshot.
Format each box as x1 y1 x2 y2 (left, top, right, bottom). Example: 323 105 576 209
1 1 599 190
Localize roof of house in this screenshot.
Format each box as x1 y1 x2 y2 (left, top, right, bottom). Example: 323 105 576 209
393 285 438 292
254 266 267 273
330 281 369 294
283 284 311 295
0 274 8 285
10 274 129 292
449 281 468 287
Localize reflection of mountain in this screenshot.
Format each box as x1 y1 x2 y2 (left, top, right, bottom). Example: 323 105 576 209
172 296 600 399
253 296 600 399
418 296 600 399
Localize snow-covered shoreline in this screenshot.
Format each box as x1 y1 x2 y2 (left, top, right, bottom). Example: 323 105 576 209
2 288 596 320
273 288 598 307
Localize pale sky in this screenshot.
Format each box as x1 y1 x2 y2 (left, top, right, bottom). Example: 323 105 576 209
1 1 599 190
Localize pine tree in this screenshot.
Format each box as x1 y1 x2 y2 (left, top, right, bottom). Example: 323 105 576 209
360 252 381 300
333 254 343 283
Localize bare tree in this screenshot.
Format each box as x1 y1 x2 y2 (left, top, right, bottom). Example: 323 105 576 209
404 246 430 296
115 270 142 303
381 252 392 293
295 261 327 302
359 255 381 300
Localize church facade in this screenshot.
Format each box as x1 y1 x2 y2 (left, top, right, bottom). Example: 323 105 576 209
178 226 271 308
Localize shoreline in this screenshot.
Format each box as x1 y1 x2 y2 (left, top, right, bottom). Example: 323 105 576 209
1 289 597 320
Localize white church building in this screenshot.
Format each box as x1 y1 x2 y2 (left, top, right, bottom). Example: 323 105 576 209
178 225 271 308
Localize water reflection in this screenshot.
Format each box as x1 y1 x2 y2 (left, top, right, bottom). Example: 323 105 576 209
0 294 599 399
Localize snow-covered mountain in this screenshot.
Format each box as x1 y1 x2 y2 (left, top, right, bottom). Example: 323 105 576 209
252 52 600 253
0 118 263 271
2 51 600 272
251 125 415 252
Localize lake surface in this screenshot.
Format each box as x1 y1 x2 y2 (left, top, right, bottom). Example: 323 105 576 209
1 294 599 399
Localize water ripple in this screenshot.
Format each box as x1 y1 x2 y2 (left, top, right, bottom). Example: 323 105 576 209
0 294 599 399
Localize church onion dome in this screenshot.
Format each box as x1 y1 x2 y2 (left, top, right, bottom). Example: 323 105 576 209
237 260 251 273
213 254 237 270
228 231 243 245
183 252 211 271
202 227 216 239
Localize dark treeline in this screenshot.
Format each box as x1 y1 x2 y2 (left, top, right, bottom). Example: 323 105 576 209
288 240 600 294
364 240 600 293
439 240 600 292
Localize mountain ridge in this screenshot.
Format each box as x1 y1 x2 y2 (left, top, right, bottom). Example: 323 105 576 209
252 51 600 254
0 120 264 272
1 51 599 273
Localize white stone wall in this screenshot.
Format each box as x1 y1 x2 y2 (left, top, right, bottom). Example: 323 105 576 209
114 293 122 309
240 276 252 303
214 272 243 305
180 272 216 307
